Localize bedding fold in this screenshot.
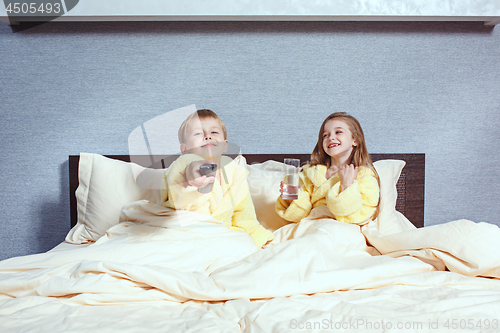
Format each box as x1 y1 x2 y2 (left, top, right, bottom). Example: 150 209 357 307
1 201 500 332
2 202 500 304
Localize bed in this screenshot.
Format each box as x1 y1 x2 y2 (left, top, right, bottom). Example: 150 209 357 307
1 153 500 333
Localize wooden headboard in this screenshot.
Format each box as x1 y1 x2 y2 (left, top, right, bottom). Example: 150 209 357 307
69 153 425 228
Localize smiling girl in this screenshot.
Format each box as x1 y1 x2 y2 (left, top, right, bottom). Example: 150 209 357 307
276 112 380 225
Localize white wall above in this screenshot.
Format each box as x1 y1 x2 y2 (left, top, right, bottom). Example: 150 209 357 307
1 0 500 25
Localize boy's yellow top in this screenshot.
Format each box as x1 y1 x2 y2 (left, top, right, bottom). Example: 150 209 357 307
276 164 379 225
162 154 273 248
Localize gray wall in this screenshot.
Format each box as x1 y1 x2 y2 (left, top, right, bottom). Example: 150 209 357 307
0 21 499 261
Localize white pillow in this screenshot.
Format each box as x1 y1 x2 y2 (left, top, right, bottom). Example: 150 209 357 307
247 159 413 233
247 160 291 231
65 153 164 244
373 160 416 235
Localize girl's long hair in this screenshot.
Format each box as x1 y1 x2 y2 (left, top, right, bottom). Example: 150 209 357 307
310 112 380 220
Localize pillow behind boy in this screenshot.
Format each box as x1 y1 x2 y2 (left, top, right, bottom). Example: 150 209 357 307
65 153 164 244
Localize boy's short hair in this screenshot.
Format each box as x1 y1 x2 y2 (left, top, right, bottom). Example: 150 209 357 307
178 109 227 144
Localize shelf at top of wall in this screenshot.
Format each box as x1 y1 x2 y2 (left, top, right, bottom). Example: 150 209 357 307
1 0 499 26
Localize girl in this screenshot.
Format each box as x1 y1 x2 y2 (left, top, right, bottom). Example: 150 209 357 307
276 112 380 225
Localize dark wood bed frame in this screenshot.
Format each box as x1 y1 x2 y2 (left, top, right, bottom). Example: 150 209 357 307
69 153 425 228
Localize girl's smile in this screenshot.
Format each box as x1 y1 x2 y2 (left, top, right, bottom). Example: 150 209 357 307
322 119 357 164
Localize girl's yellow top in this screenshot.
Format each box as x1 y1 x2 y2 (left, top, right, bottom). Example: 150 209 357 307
276 164 379 225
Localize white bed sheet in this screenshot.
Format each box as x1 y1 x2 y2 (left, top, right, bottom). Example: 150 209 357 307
47 241 91 253
1 201 500 333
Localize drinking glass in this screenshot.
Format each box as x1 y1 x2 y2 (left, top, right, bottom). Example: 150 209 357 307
282 158 300 200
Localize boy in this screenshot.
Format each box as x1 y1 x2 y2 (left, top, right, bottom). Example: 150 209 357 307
161 109 273 248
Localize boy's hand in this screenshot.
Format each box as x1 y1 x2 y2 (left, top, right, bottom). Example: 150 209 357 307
339 164 358 192
185 160 216 188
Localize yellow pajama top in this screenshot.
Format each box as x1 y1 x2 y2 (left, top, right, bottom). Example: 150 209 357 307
161 154 273 248
275 164 379 225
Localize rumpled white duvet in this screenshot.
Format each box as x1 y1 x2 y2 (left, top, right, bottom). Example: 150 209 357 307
1 201 500 333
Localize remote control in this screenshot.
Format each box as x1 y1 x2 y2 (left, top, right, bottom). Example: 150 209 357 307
199 164 217 176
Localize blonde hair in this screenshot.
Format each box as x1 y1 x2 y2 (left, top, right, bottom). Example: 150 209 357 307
178 109 227 144
310 112 380 220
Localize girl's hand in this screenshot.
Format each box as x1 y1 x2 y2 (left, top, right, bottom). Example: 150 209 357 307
185 160 215 188
279 181 300 201
339 164 358 192
279 181 288 201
